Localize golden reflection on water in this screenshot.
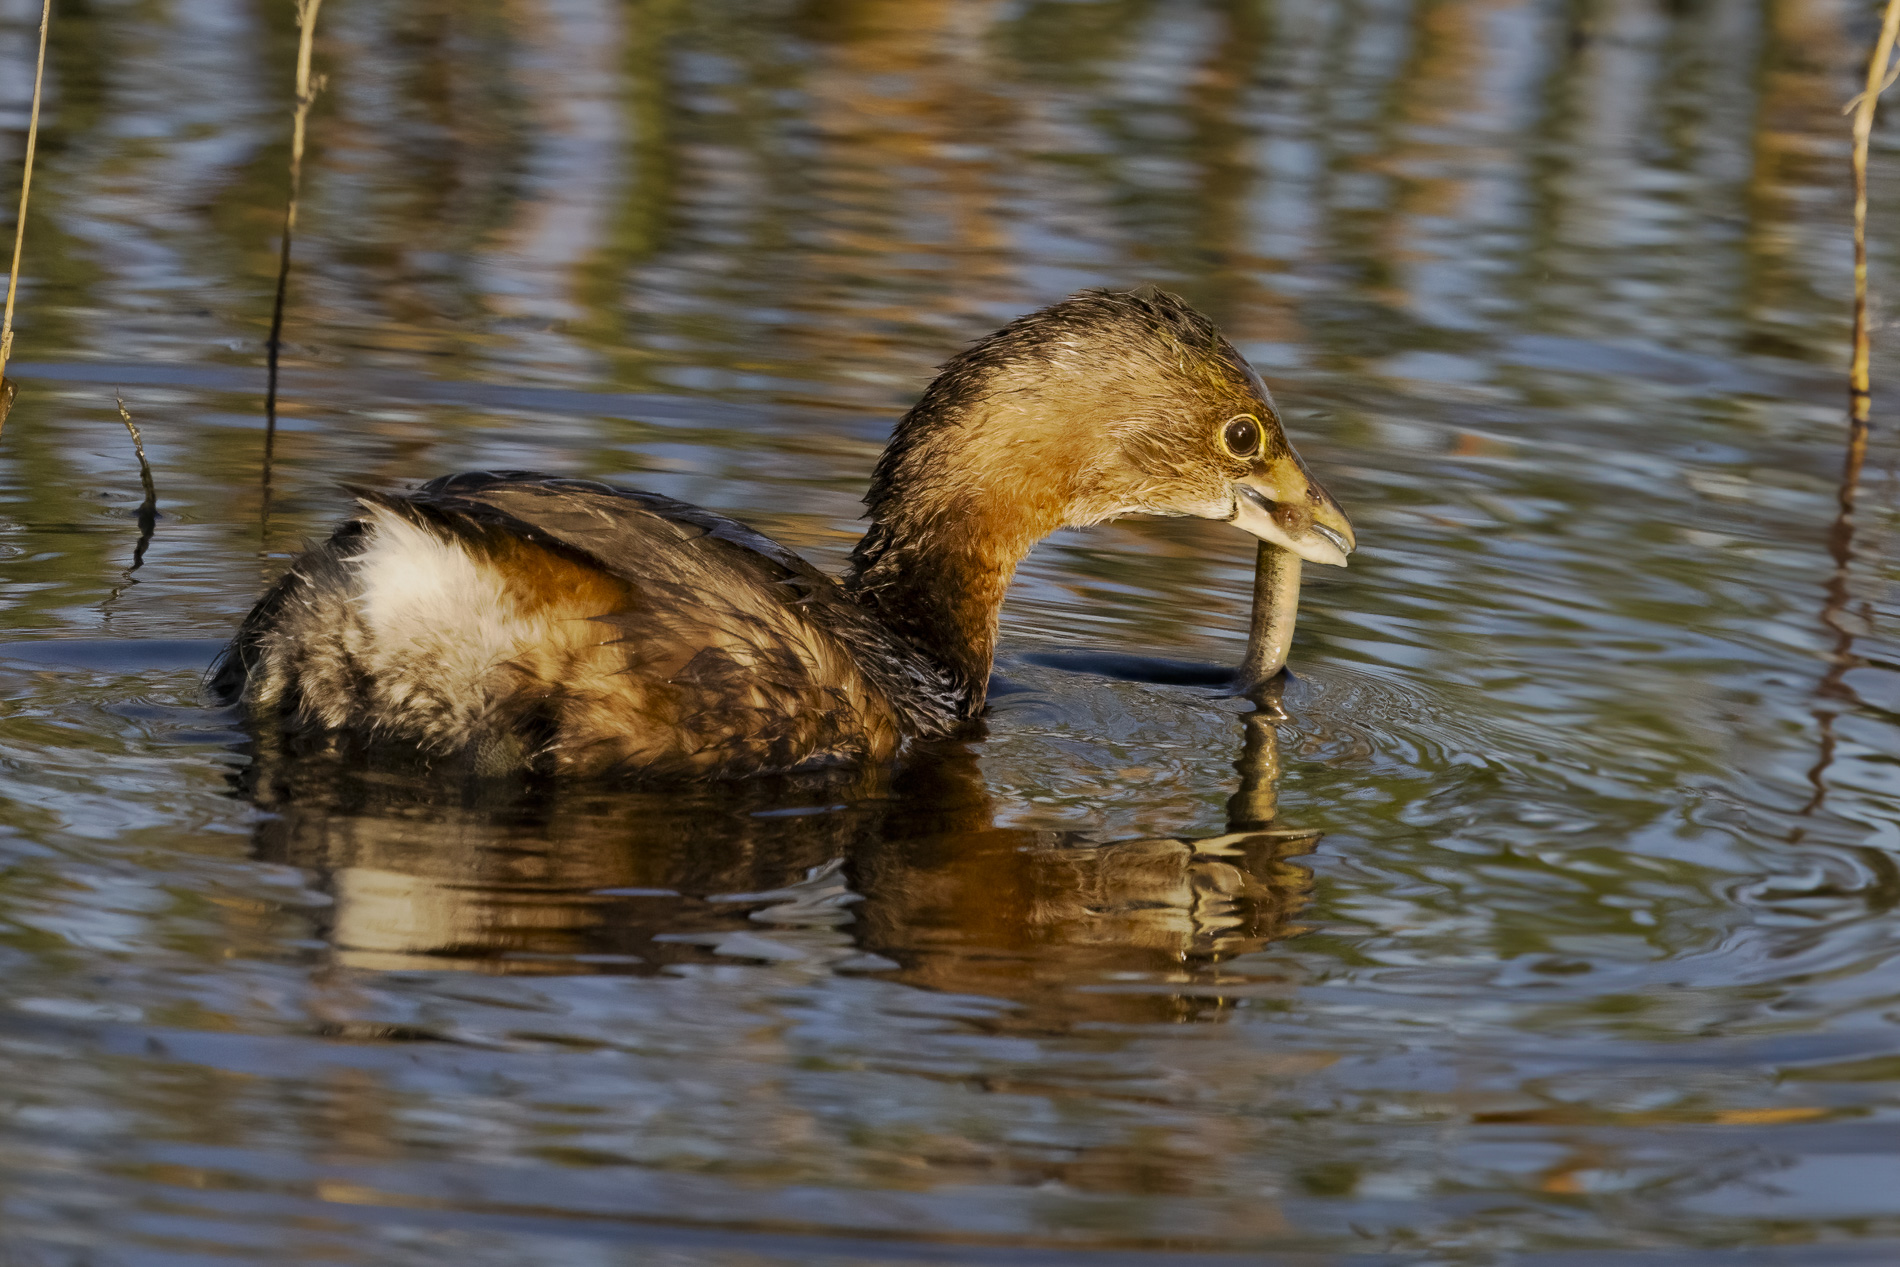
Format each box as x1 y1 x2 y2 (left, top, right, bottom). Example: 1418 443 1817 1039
250 689 1319 1025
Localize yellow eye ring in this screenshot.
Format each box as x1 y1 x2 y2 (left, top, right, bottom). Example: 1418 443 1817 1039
1220 414 1263 459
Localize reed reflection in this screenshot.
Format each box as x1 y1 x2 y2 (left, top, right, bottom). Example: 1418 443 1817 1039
243 686 1320 1023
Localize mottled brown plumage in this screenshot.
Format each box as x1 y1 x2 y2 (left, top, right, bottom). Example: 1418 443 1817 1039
213 287 1354 780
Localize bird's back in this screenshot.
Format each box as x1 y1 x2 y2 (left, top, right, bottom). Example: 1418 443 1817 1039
213 472 959 779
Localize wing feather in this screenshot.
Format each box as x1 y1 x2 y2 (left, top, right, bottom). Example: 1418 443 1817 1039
218 471 958 780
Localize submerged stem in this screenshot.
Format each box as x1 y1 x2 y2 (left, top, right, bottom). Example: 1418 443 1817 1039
114 396 158 572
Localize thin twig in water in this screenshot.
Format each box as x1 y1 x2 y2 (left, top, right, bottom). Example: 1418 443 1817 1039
1800 1 1900 827
115 395 158 572
0 0 53 435
262 0 326 534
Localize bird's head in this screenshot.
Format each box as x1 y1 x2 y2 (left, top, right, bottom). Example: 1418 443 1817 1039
863 287 1355 567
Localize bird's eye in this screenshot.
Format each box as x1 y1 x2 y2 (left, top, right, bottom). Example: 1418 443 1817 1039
1221 415 1262 459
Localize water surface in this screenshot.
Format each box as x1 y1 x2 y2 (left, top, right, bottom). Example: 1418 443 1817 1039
2 0 1899 1262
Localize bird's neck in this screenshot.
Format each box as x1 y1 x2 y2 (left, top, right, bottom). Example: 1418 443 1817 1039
841 439 1076 713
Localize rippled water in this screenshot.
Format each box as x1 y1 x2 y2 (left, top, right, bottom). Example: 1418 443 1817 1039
2 0 1900 1262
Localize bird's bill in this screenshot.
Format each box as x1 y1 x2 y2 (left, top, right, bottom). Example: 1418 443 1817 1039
1227 452 1355 567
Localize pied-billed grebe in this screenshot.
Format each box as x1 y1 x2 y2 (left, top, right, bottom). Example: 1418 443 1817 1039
212 288 1354 779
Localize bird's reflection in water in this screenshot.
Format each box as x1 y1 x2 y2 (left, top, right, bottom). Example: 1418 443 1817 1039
244 684 1320 1023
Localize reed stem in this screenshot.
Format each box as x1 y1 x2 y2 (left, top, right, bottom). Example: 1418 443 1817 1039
114 395 158 571
1845 0 1900 504
0 0 53 435
1800 1 1900 824
262 0 325 526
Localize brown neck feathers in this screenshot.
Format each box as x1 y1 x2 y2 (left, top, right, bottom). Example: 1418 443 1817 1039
843 477 1063 714
842 353 1097 710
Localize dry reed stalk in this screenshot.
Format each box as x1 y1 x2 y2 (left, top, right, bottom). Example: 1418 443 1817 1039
1845 0 1900 501
262 0 325 519
0 0 53 436
115 395 153 497
1797 4 1900 824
